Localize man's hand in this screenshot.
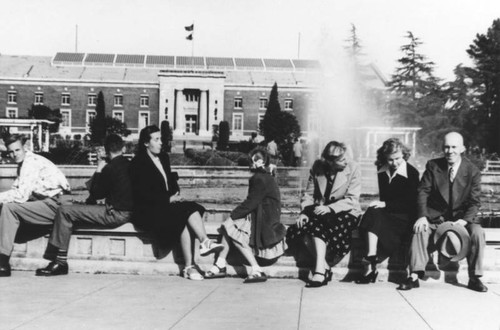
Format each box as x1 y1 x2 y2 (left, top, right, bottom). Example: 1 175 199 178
170 192 181 202
314 205 331 216
413 217 429 233
296 214 309 228
95 147 107 173
452 219 467 227
369 201 386 208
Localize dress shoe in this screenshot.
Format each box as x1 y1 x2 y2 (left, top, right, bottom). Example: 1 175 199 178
467 277 488 293
0 263 11 277
306 272 328 288
355 271 379 284
397 277 419 290
35 261 69 277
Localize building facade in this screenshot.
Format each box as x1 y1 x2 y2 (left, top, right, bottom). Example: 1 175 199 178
0 53 321 141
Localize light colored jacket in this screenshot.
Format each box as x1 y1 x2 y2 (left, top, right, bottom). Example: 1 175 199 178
301 160 362 218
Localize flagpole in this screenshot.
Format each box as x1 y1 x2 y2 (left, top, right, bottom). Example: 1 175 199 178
191 21 194 70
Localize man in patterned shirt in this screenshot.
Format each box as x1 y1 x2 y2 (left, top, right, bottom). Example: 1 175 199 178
0 134 70 277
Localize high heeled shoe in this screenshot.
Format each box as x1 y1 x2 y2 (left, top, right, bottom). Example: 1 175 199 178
307 272 328 288
325 268 333 282
355 270 378 284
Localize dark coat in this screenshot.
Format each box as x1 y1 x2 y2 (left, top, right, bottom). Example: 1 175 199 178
230 170 286 249
129 151 173 228
417 157 481 224
378 162 419 217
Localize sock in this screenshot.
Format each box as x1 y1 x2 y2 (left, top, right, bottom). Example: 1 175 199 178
0 254 10 264
215 257 226 269
251 265 263 274
410 273 419 281
55 249 68 265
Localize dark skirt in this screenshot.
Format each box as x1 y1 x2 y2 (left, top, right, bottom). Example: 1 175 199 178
286 205 359 263
134 201 205 248
359 207 412 255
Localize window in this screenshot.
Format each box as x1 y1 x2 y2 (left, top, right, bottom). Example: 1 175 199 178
259 98 268 109
86 110 96 130
114 95 123 107
60 110 71 127
258 114 265 127
140 95 149 107
284 99 293 111
185 93 199 102
7 91 17 104
61 93 70 106
6 108 17 118
34 92 44 105
232 113 243 131
234 97 243 109
113 110 124 122
214 108 218 121
88 93 97 106
139 111 150 130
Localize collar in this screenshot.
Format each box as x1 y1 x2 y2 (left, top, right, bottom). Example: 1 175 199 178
448 158 462 172
377 160 408 181
146 149 159 160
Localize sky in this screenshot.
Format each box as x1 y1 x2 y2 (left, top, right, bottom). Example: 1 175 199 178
0 0 499 81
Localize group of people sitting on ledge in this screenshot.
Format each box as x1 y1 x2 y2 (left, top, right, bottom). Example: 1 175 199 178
0 128 488 292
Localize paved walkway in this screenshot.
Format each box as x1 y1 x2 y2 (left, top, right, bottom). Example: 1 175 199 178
1 271 499 330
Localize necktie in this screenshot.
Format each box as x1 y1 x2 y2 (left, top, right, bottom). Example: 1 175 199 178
449 167 455 183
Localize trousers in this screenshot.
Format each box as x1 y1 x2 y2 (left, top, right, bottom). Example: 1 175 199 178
0 197 60 256
49 204 131 250
409 223 485 277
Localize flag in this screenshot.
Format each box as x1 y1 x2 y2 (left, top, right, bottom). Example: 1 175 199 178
186 34 193 40
185 24 194 32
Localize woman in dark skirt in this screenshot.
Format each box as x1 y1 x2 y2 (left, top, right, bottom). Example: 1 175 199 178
356 138 419 284
130 125 223 280
287 141 362 287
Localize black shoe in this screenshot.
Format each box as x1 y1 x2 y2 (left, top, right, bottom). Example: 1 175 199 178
397 277 419 290
325 268 333 282
35 261 69 277
356 271 379 284
307 272 328 288
467 277 488 293
0 263 11 277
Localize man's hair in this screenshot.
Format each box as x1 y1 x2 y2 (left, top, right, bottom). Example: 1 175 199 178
321 141 346 161
3 134 27 147
104 134 124 154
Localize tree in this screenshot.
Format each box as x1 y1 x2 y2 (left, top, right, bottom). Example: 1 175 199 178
28 104 62 133
465 19 500 153
89 91 106 145
103 116 131 137
217 121 230 150
388 32 448 153
259 82 301 165
160 120 173 153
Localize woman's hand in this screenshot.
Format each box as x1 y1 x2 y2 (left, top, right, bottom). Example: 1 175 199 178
314 205 331 215
170 192 181 202
296 214 309 228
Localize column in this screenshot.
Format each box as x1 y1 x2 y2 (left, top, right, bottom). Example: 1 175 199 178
174 89 185 135
44 125 50 152
198 90 209 137
37 123 42 152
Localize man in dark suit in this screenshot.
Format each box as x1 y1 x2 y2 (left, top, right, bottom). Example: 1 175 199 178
398 132 487 292
35 134 133 276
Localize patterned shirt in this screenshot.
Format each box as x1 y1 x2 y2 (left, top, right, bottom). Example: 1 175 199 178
0 151 70 204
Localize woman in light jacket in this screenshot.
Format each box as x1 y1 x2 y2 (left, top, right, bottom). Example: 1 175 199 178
287 141 362 287
205 148 287 283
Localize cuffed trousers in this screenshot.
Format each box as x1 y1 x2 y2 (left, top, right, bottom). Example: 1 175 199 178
0 198 60 256
49 204 131 250
409 223 485 277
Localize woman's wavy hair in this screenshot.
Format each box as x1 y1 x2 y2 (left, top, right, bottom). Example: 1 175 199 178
249 147 270 168
137 125 160 155
375 138 411 168
321 141 347 162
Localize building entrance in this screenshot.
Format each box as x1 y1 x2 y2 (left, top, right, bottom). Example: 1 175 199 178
185 115 198 134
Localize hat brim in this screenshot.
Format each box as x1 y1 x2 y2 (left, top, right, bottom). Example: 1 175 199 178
434 222 471 262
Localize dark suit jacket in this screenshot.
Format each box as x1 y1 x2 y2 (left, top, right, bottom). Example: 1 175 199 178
231 170 285 249
417 157 481 224
129 151 173 227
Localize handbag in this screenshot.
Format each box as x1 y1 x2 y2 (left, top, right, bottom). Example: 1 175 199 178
168 171 180 196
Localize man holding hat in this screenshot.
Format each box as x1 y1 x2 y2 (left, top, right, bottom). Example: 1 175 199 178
398 132 487 292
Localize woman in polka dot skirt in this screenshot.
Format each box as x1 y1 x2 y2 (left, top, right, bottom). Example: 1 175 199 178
287 141 362 287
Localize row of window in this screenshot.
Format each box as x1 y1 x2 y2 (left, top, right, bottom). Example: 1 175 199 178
234 97 293 110
6 91 150 108
231 113 266 131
